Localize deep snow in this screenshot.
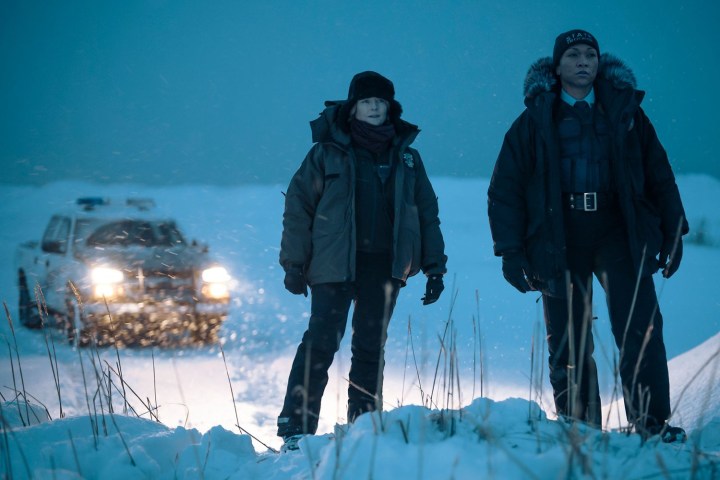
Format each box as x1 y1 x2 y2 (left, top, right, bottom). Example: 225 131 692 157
1 176 719 478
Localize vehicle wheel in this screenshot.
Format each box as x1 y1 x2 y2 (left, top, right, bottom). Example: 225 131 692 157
18 273 42 328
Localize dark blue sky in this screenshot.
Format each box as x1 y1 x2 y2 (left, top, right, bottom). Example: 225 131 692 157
1 0 718 185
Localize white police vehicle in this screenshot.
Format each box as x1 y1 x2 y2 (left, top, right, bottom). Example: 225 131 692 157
14 197 231 347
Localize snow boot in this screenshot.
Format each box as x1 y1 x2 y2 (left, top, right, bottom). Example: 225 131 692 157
280 434 307 453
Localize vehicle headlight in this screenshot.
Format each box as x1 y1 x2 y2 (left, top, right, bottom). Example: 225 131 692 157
201 266 230 300
90 267 124 300
201 266 231 283
92 267 124 284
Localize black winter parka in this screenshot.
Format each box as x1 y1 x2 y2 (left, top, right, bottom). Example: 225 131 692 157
488 54 688 297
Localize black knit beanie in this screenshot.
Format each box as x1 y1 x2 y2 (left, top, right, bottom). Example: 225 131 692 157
338 71 403 129
552 29 600 67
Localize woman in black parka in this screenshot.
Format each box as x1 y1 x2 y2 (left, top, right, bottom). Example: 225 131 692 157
488 30 688 442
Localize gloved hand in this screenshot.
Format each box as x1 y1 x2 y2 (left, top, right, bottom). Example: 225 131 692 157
284 266 308 296
659 236 683 279
422 274 444 305
502 252 533 293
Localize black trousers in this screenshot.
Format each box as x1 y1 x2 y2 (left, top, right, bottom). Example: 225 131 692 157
542 208 670 431
277 253 401 437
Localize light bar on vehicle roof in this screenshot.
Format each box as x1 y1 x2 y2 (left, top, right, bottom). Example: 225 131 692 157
126 198 156 210
76 197 109 208
75 197 156 211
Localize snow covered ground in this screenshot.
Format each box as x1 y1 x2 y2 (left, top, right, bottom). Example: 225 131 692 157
1 176 719 479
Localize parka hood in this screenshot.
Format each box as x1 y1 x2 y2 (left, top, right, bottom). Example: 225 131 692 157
310 101 420 146
523 53 638 100
310 102 350 145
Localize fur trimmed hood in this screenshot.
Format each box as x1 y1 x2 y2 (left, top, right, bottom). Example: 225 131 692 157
523 53 638 99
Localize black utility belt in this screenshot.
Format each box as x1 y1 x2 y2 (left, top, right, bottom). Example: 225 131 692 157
564 192 617 211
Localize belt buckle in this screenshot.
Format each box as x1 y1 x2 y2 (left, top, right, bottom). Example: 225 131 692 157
584 192 597 211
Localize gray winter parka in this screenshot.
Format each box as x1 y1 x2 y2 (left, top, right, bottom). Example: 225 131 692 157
280 103 447 286
488 54 688 297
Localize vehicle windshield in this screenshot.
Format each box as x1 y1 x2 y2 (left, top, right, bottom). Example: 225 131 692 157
77 219 186 248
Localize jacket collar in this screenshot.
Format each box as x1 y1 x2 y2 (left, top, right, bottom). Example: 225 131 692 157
523 53 638 101
560 87 595 107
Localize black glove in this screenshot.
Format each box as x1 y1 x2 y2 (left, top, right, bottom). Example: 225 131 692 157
659 236 683 279
422 274 444 305
284 266 308 296
502 252 532 293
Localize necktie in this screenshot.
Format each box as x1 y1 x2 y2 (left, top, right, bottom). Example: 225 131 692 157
574 100 590 111
573 100 592 122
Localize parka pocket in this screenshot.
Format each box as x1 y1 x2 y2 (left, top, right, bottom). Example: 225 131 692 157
314 161 350 235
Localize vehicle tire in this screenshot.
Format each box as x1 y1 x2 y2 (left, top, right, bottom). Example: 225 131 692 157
18 273 42 328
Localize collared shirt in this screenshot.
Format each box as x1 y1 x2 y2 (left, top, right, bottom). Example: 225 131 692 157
556 86 612 193
561 88 595 107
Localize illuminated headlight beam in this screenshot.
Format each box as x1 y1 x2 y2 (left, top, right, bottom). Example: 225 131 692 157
91 267 124 284
91 267 124 299
201 266 231 300
201 266 230 283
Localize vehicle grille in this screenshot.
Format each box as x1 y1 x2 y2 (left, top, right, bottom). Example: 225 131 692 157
128 270 196 303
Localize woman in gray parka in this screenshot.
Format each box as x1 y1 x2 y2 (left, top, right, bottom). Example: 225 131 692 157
277 71 447 451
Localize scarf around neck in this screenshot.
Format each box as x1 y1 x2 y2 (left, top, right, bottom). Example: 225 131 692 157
350 120 396 154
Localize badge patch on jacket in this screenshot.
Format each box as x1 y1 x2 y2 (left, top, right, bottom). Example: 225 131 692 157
403 152 414 168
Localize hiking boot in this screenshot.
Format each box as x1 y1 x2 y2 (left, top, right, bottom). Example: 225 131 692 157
280 434 307 453
347 399 374 424
659 426 687 444
642 424 687 444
